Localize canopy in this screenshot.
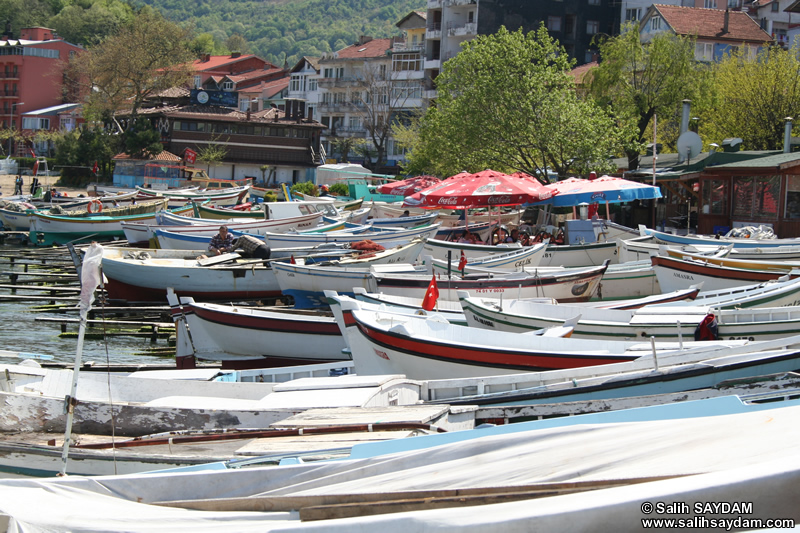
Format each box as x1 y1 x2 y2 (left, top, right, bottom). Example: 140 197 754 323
414 169 555 209
534 176 661 207
376 175 440 197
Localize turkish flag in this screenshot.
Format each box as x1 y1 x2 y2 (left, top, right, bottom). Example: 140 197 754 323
458 251 467 272
184 148 197 165
92 161 99 175
290 255 296 264
421 275 439 311
32 160 39 176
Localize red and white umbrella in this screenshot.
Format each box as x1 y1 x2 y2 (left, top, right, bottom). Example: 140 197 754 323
376 175 440 197
415 169 555 208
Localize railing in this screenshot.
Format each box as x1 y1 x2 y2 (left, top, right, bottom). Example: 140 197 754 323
393 42 425 52
427 22 442 31
447 21 477 36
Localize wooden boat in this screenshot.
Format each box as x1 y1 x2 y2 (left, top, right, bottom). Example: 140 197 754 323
642 225 800 248
424 242 548 271
27 201 196 246
431 259 660 301
662 247 800 271
459 292 800 343
121 211 324 247
372 262 610 304
344 287 469 325
195 199 339 221
370 202 526 228
263 223 440 249
422 237 619 268
136 185 250 207
651 255 800 292
336 298 756 379
664 276 800 309
168 291 350 366
367 212 439 229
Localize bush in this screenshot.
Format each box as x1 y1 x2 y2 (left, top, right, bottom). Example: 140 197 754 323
261 191 278 202
329 183 349 196
290 181 318 197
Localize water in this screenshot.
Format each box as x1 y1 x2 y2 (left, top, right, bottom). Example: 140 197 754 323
0 246 175 367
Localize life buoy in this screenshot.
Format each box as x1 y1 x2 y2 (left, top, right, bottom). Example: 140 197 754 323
87 199 103 214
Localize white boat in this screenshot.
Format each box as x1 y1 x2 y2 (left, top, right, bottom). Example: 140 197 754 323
263 223 440 249
373 262 610 304
642 225 800 248
459 292 800 342
651 255 800 292
370 202 525 227
335 298 766 379
422 237 619 267
136 185 250 207
121 211 324 247
424 242 548 271
660 276 800 309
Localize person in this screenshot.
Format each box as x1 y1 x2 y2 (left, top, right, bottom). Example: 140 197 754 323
13 175 22 196
458 230 473 244
496 225 513 244
401 210 410 218
43 188 52 202
519 231 532 246
208 225 234 255
319 184 330 197
509 228 520 243
233 234 271 259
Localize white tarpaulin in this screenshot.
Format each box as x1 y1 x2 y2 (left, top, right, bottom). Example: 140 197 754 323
3 401 800 531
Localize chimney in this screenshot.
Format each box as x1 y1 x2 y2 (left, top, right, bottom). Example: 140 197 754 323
785 117 793 153
680 99 691 135
297 100 306 121
231 51 241 58
359 35 373 45
246 109 251 121
723 8 730 34
203 54 211 62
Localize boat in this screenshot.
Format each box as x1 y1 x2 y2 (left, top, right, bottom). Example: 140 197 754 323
121 211 324 247
662 247 800 271
660 276 800 309
373 262 610 303
136 185 250 207
459 292 800 342
367 212 439 229
424 242 548 272
334 297 761 379
422 237 619 268
370 202 526 228
27 201 196 246
263 223 441 249
642 225 800 248
2 400 800 528
168 290 350 367
651 255 800 292
195 199 338 220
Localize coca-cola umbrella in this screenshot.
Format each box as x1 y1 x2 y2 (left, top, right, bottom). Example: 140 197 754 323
416 169 555 208
375 175 440 197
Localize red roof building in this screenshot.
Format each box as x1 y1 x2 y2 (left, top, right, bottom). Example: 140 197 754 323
640 5 773 61
0 26 84 155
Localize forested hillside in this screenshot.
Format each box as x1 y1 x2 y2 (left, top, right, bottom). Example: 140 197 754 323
2 0 424 65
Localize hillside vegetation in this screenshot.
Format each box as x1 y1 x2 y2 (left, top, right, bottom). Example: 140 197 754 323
3 0 424 65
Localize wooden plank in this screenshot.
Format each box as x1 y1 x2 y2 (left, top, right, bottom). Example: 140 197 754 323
196 253 241 266
0 295 80 303
154 476 681 514
0 284 81 293
35 317 174 328
271 406 451 428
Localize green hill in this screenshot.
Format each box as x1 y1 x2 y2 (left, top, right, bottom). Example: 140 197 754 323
135 0 425 65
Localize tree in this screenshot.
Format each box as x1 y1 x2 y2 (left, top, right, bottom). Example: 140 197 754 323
330 136 367 163
589 22 698 171
65 8 195 132
197 136 228 177
705 45 800 150
225 33 249 54
123 118 163 159
405 25 620 183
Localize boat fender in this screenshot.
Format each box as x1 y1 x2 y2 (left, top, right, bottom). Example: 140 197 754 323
87 199 103 214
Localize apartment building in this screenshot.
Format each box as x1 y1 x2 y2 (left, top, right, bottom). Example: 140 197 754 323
0 26 83 155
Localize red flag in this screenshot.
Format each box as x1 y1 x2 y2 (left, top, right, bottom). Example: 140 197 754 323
92 161 99 175
421 275 439 311
32 160 39 176
28 146 36 158
458 250 467 272
290 255 296 264
184 148 197 165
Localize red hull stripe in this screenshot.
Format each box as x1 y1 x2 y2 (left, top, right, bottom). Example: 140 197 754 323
191 304 341 336
356 318 635 371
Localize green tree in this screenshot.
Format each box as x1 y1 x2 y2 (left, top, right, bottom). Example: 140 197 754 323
330 136 367 163
66 8 195 131
53 127 119 183
705 45 800 150
197 135 228 177
123 118 162 159
589 22 698 171
406 26 619 183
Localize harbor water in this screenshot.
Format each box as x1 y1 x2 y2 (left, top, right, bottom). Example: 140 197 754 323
0 245 175 367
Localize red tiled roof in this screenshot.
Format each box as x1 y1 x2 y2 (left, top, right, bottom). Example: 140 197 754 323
336 38 392 59
569 61 597 85
227 67 285 84
192 54 259 71
654 5 772 42
133 104 325 128
238 78 290 97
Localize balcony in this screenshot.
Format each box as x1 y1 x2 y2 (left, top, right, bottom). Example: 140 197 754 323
427 0 442 7
444 0 476 5
393 42 425 53
424 58 442 70
426 23 442 39
317 77 363 89
447 21 477 37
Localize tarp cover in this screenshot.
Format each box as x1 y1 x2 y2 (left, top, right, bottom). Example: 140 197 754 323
3 402 800 531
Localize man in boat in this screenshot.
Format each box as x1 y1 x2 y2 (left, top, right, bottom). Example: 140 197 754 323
208 225 235 255
232 234 271 259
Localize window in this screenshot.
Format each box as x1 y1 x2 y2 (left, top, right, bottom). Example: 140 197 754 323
585 50 597 63
290 74 306 92
348 117 361 130
392 53 422 72
773 1 780 11
193 75 201 88
586 20 599 34
732 175 779 219
565 15 575 36
625 8 641 21
379 64 387 78
323 67 334 78
786 176 800 218
309 79 318 91
336 67 344 78
468 11 474 23
588 0 600 5
222 80 233 91
704 0 717 8
547 16 562 32
651 16 661 30
695 42 714 61
702 179 729 216
333 92 346 104
392 81 422 100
